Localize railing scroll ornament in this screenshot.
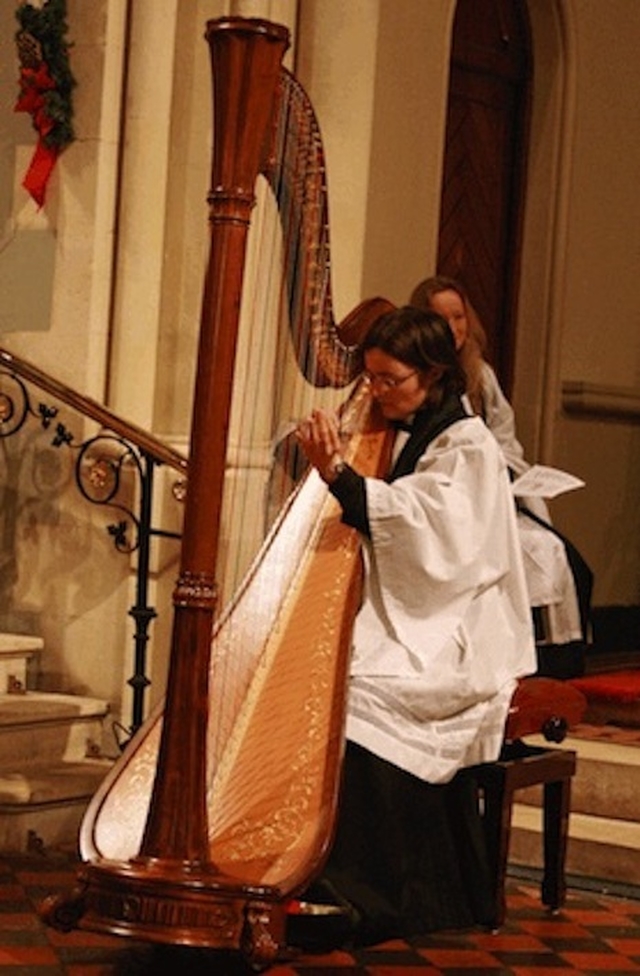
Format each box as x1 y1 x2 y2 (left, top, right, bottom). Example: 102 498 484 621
0 348 186 738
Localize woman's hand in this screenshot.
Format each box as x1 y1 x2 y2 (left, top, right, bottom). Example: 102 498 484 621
295 408 345 483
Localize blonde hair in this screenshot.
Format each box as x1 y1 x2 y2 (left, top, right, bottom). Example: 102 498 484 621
409 275 487 416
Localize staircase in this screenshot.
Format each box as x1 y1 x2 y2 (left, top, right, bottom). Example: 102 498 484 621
510 728 640 890
0 633 113 853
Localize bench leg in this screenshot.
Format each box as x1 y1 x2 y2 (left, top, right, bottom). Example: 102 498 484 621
541 777 572 912
480 781 512 929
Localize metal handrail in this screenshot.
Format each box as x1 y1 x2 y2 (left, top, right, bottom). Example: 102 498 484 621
0 346 187 739
0 347 187 474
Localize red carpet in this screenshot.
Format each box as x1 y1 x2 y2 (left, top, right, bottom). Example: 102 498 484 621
569 669 640 703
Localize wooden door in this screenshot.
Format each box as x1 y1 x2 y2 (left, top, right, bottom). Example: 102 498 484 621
437 0 531 393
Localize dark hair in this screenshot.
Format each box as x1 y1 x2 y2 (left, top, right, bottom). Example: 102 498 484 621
362 305 466 404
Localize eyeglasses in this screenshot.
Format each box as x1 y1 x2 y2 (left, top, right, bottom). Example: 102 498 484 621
363 369 418 391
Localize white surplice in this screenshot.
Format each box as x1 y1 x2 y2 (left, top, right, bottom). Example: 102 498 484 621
479 362 582 644
346 415 536 784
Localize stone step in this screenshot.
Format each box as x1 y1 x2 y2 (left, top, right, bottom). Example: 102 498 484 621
0 759 112 853
0 637 114 854
0 692 110 767
0 633 43 693
508 732 640 887
517 734 640 822
512 803 640 887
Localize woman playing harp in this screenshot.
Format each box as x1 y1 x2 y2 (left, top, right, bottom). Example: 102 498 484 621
294 306 536 947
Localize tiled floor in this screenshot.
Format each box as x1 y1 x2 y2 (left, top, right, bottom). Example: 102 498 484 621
1 721 638 974
2 852 640 974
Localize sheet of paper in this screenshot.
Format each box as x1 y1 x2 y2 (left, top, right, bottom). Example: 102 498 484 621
511 464 585 499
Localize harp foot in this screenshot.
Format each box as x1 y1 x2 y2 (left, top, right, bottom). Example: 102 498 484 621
39 882 88 933
241 901 285 969
39 857 288 963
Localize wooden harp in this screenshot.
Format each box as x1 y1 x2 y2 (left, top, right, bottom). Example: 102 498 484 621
42 15 393 967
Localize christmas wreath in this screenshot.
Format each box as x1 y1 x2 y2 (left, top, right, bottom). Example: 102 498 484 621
14 0 76 207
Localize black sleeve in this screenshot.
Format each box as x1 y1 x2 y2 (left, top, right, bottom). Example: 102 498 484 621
327 465 370 537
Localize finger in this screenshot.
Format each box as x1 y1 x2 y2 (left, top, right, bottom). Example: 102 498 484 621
313 409 341 453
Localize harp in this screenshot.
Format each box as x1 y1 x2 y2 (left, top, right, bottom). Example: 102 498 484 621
41 15 393 967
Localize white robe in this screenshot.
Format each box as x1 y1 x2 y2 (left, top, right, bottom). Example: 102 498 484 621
479 362 583 644
346 415 536 784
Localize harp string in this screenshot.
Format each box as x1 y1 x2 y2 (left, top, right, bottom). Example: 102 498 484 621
217 179 283 607
216 65 359 611
209 63 362 780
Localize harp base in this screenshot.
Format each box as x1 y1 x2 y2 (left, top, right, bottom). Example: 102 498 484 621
39 857 287 966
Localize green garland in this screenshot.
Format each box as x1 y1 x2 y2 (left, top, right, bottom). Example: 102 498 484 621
15 0 76 150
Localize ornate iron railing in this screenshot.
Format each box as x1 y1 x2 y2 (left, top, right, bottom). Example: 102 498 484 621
0 347 187 739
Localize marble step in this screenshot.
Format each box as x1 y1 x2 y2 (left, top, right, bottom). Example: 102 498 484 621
0 692 110 767
0 689 113 853
0 633 43 694
509 733 640 887
0 759 112 853
512 802 640 888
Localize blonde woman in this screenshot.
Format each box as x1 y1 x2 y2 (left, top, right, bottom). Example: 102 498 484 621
410 276 589 661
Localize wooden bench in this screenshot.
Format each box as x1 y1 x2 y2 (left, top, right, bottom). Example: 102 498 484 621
473 677 586 929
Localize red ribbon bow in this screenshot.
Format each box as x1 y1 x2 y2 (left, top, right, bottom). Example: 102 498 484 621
15 63 60 207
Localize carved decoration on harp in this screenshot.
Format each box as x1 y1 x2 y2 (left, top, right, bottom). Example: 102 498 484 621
39 15 394 967
264 67 394 386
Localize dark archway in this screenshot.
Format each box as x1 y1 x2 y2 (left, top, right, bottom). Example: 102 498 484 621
437 0 531 394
